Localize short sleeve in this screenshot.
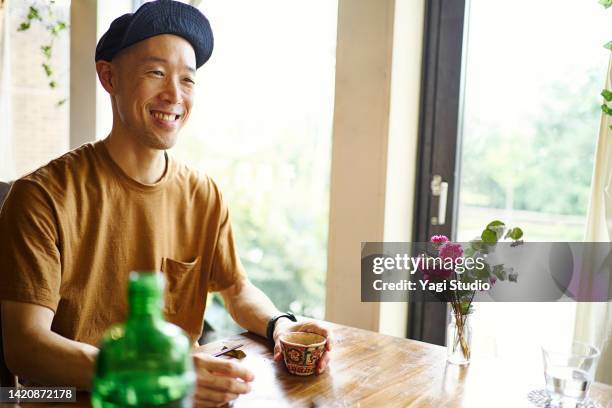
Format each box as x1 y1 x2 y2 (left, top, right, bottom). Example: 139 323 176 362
0 179 61 312
207 184 246 292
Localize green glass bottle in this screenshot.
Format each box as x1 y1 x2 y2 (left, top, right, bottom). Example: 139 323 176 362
92 271 196 407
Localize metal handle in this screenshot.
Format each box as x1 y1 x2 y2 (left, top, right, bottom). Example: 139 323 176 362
430 175 448 226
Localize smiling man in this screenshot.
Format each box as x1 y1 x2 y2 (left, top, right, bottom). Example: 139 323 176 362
0 1 331 406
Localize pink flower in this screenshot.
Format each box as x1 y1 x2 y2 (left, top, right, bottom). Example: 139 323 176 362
489 276 497 286
420 256 452 279
430 235 449 244
439 242 463 260
429 267 452 279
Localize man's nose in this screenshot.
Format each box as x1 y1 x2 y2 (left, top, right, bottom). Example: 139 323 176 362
160 78 182 105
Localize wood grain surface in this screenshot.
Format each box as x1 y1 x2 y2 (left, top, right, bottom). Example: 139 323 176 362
12 321 612 407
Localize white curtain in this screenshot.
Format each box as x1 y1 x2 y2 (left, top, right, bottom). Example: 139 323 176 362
0 0 15 182
574 53 612 385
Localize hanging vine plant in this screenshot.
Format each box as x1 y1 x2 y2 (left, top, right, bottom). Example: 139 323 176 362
16 0 68 106
599 0 612 129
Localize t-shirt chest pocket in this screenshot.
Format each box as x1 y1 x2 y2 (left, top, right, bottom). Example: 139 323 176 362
160 256 201 315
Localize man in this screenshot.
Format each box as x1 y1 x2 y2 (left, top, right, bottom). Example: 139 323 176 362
0 1 331 406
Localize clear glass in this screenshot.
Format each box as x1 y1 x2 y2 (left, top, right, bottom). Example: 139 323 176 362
170 1 338 328
91 272 195 407
446 310 472 365
542 342 600 407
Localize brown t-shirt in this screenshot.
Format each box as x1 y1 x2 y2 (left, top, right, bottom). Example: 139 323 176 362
0 141 245 345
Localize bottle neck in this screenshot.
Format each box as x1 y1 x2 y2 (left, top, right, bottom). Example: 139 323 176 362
126 271 165 322
128 294 163 321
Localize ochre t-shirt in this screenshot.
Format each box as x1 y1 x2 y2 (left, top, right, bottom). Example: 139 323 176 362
0 141 245 345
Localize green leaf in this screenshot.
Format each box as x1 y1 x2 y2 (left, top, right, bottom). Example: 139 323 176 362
17 22 31 31
56 98 67 107
481 228 497 244
599 0 612 8
492 264 506 280
486 220 505 229
507 227 523 240
475 263 490 280
27 6 41 21
49 80 57 89
460 274 475 284
469 239 484 252
602 89 612 102
49 21 68 36
463 246 475 258
510 240 524 248
605 41 612 51
609 124 612 131
41 45 52 59
602 104 612 116
42 63 52 77
485 220 505 239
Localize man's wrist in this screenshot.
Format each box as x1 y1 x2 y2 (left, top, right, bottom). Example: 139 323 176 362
266 312 297 344
272 318 293 340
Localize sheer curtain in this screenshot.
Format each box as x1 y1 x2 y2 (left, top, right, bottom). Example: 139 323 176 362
575 53 612 385
0 0 15 182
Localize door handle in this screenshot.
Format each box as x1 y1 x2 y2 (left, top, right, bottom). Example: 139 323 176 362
430 175 448 226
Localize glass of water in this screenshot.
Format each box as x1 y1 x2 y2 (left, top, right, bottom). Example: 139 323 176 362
542 342 600 407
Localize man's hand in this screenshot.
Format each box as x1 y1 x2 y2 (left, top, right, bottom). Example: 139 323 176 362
272 320 333 374
192 353 254 407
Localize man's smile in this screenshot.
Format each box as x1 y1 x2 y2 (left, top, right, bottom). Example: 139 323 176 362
149 109 182 129
150 109 181 121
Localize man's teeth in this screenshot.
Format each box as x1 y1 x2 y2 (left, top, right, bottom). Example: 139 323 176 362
152 112 178 121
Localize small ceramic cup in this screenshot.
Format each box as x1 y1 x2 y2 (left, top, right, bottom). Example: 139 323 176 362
279 332 327 376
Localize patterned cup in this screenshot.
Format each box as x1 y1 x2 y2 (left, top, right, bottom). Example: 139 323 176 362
279 332 327 376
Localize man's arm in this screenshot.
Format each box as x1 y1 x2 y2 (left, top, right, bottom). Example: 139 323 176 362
1 300 98 390
219 276 283 337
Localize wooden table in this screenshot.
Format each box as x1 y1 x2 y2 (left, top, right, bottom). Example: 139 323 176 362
14 321 612 407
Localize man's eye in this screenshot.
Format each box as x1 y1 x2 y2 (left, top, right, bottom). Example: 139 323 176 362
184 77 196 84
150 70 164 76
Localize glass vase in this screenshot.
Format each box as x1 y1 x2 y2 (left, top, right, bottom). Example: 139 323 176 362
447 308 472 365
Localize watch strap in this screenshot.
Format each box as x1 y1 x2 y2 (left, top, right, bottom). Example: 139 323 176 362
266 312 297 345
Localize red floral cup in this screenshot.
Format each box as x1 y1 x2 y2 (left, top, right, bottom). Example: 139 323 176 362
279 332 327 376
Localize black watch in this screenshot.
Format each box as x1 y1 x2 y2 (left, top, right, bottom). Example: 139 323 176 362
266 312 297 345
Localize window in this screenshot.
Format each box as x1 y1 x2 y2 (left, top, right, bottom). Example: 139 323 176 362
1 0 70 181
456 0 607 361
456 0 607 243
412 0 607 358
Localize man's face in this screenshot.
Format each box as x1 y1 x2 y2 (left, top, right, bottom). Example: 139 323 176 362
111 34 197 150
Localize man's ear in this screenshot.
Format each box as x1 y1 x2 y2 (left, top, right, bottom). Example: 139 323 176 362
96 61 116 95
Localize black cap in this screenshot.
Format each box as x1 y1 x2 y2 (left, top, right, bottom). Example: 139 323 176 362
95 0 213 69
